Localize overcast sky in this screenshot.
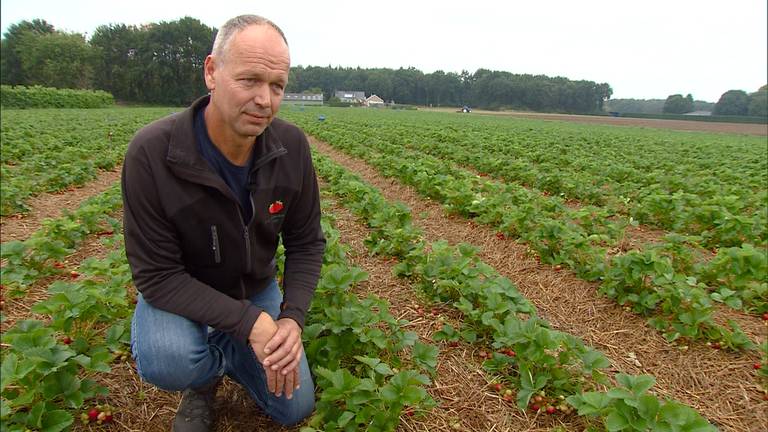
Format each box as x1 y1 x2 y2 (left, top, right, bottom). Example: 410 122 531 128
2 0 766 102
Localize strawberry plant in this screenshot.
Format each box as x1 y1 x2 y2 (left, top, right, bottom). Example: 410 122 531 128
567 374 716 431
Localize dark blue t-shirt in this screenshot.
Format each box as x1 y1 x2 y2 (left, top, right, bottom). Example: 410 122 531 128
195 106 254 223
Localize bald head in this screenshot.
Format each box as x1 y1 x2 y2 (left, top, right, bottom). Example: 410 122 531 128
212 15 288 65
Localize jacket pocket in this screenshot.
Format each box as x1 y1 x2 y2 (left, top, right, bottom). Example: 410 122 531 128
211 225 221 264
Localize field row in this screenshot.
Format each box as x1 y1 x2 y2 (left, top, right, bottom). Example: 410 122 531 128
282 107 767 249
0 108 174 215
2 159 729 431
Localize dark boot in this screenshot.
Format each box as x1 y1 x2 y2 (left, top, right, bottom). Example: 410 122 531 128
172 378 221 432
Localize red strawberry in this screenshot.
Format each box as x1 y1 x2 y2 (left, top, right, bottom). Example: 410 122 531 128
754 363 762 370
762 312 768 321
70 271 80 279
62 336 72 345
88 408 99 421
495 232 505 240
268 201 284 214
492 383 503 392
546 406 556 414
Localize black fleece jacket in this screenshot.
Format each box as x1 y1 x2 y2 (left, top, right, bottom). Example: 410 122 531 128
122 95 325 343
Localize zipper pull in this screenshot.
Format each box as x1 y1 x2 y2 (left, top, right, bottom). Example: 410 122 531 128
211 225 221 264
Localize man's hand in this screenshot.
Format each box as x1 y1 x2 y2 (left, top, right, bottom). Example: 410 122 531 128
248 313 303 399
263 318 304 399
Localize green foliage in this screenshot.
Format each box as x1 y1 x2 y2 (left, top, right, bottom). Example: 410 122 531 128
567 374 717 431
1 19 55 86
747 87 767 118
283 107 765 347
662 94 694 114
0 107 172 214
713 89 750 116
0 85 114 109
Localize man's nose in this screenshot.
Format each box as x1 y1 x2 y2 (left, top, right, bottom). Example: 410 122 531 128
252 82 270 107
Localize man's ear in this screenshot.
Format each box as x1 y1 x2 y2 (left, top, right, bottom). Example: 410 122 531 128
203 55 216 91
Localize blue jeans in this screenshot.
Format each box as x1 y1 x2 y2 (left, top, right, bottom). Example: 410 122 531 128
130 280 315 426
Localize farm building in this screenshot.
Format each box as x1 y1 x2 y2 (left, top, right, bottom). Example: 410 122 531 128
335 90 366 104
366 94 385 107
283 93 324 105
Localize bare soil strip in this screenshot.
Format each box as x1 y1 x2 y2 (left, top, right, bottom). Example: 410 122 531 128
421 107 768 136
0 167 122 243
310 137 768 432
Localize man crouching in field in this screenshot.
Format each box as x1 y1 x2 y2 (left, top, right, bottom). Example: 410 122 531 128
121 14 325 431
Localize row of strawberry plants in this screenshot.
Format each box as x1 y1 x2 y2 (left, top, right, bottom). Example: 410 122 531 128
307 129 760 348
294 120 767 317
2 231 133 432
282 108 767 249
1 184 123 298
312 151 719 432
294 210 438 431
1 201 436 432
0 108 172 215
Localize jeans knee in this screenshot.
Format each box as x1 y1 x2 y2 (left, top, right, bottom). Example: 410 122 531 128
270 389 316 426
134 343 217 391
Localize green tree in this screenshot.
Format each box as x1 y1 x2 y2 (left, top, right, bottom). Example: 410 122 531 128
17 31 95 89
138 17 215 105
663 93 694 114
713 89 749 115
747 86 767 117
1 19 55 85
90 23 145 101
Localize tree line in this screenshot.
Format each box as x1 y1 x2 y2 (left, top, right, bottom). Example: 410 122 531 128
2 17 613 112
605 88 766 118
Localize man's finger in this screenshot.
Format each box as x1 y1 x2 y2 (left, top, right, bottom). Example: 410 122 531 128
270 343 300 370
284 369 295 399
274 370 286 397
263 328 288 355
267 369 277 393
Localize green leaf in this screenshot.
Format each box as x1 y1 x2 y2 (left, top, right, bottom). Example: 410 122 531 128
40 410 73 432
411 342 438 373
605 410 630 431
637 395 660 421
337 411 355 428
0 354 18 391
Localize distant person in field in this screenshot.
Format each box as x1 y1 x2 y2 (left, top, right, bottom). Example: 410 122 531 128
121 14 324 431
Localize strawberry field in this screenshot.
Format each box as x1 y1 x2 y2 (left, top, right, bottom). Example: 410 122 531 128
1 106 766 431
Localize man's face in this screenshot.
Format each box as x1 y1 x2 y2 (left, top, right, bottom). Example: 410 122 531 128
204 25 290 138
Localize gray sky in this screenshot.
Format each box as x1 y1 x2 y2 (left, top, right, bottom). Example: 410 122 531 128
2 0 766 102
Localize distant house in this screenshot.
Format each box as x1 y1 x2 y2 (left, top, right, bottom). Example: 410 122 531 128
335 90 366 104
283 93 323 105
366 94 385 107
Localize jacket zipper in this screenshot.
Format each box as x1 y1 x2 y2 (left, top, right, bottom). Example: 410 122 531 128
210 225 221 264
236 200 252 300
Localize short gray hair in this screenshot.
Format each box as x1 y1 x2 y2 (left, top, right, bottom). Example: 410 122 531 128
211 15 288 62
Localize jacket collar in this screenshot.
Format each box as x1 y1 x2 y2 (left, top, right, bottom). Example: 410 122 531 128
167 95 287 178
